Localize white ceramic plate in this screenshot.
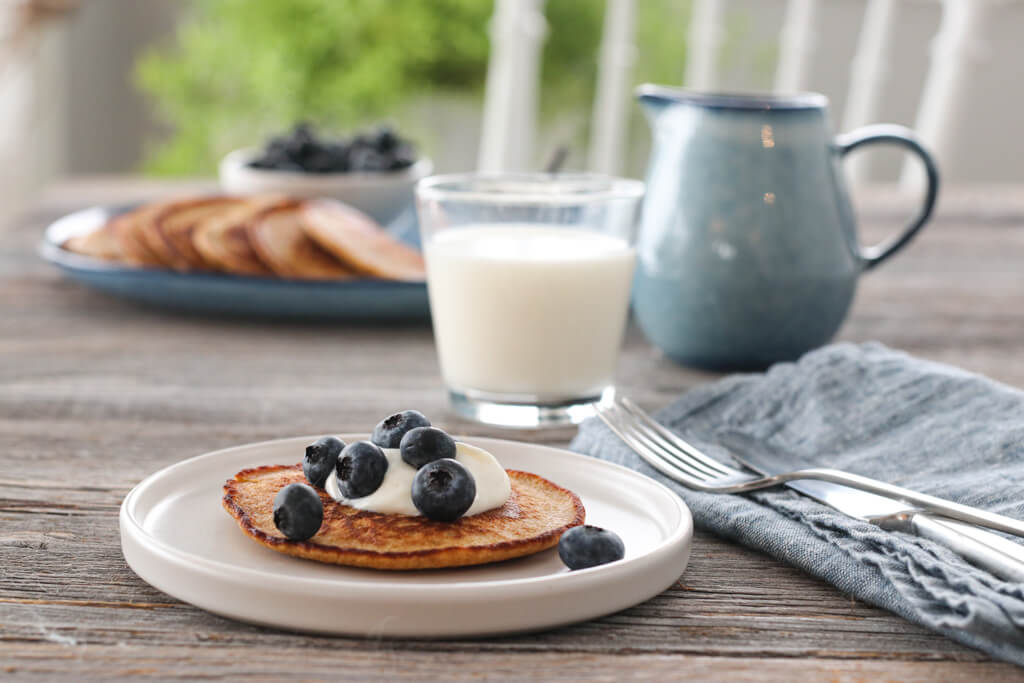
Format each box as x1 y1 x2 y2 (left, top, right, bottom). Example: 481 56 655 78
119 435 693 638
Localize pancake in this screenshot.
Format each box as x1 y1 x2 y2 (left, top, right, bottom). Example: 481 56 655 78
247 201 356 280
110 202 174 267
301 200 426 281
222 464 585 570
63 223 122 261
145 196 246 271
192 198 281 276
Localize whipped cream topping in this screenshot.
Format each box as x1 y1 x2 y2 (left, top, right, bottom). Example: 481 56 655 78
324 441 511 516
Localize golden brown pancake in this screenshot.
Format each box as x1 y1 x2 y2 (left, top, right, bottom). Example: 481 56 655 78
110 202 175 267
144 196 246 271
301 200 426 281
222 464 585 570
192 198 281 276
63 223 122 261
247 201 355 280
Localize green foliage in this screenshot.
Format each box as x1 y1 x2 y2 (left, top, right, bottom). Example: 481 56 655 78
136 0 687 176
537 0 604 119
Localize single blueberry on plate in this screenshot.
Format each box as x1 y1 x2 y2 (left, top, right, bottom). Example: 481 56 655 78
557 525 625 570
336 441 389 498
303 436 345 489
273 483 324 541
411 458 476 522
400 426 456 469
371 410 431 448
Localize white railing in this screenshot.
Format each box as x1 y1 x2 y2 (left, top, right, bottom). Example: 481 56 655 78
900 0 999 191
478 0 1008 186
0 4 68 226
774 0 819 93
683 0 724 91
841 0 899 185
588 0 637 174
476 0 547 172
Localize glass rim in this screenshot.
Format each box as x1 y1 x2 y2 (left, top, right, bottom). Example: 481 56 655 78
415 172 645 205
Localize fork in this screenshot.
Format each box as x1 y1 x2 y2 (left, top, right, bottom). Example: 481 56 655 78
596 395 1024 539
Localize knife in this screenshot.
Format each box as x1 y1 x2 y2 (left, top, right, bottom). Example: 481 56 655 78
718 433 1024 583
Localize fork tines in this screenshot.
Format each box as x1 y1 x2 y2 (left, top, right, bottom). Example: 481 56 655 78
596 396 744 490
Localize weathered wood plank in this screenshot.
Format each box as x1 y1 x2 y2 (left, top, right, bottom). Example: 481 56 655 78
2 644 1022 682
0 593 984 659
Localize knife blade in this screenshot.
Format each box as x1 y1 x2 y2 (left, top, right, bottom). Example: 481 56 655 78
718 433 1024 583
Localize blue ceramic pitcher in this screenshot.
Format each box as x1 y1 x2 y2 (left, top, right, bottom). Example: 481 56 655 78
633 86 939 369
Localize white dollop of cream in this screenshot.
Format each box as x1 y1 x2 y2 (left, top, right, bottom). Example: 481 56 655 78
324 441 511 516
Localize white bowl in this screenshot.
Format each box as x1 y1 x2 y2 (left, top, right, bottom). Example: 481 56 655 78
218 147 434 225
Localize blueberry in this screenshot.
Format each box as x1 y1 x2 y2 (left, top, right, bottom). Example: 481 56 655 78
375 125 398 151
400 426 456 469
304 150 338 173
323 142 351 172
371 410 431 448
349 147 390 172
335 441 389 498
391 141 416 165
303 436 345 488
389 154 415 170
411 458 476 522
266 135 290 154
291 121 315 143
557 525 625 570
273 483 323 541
248 146 288 168
351 133 374 149
250 154 303 172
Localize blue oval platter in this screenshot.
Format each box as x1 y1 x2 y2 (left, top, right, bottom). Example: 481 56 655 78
40 204 430 320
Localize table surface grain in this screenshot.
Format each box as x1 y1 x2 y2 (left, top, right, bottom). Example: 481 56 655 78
2 180 1024 681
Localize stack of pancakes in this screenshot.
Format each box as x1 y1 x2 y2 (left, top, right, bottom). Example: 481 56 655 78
62 195 424 281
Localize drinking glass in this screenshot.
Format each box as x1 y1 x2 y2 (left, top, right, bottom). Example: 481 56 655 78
415 173 644 427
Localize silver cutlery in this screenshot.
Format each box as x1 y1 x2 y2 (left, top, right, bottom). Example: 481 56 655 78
717 431 1024 582
598 397 1024 581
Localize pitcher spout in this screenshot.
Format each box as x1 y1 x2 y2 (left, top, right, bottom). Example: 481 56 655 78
635 84 676 127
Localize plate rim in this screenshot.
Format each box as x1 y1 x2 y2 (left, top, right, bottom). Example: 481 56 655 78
120 433 693 596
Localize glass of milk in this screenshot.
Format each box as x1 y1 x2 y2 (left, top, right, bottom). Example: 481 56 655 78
415 173 644 427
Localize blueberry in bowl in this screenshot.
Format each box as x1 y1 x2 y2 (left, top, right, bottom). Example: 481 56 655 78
219 122 433 225
249 123 417 174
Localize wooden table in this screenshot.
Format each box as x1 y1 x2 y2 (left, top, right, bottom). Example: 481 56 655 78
2 180 1023 681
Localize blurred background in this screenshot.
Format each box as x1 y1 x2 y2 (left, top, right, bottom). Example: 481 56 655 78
3 0 1022 227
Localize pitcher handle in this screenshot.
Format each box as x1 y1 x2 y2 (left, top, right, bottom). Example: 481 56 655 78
835 124 940 270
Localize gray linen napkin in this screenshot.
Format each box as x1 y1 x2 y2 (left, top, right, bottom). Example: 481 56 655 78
570 342 1024 664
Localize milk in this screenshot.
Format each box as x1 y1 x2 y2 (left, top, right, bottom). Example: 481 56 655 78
424 224 635 400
